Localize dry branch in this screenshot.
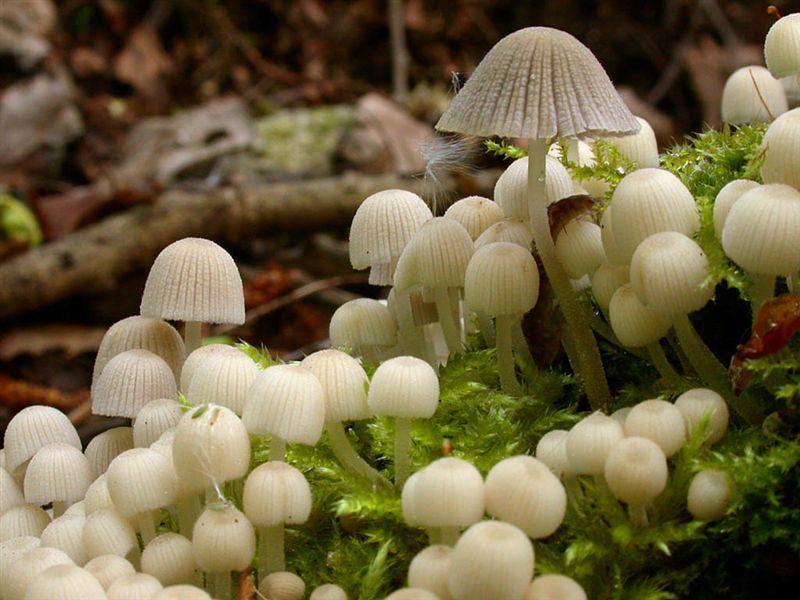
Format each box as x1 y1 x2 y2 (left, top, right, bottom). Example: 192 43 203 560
0 172 491 320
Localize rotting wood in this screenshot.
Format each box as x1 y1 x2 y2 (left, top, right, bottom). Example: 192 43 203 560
0 171 496 320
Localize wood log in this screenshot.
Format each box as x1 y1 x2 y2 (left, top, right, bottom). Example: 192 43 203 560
0 171 494 320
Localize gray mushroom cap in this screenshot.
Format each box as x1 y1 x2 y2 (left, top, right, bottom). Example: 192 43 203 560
436 27 639 139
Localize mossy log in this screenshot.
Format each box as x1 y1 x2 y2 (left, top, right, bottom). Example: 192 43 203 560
0 172 493 320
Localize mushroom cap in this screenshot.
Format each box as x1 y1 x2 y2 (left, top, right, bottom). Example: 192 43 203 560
712 180 760 240
105 448 178 517
721 66 788 124
349 189 432 278
554 219 605 279
309 584 348 600
474 220 533 251
186 350 260 415
24 442 93 507
329 298 398 350
590 262 629 312
92 316 185 388
241 365 325 445
140 237 245 325
107 573 164 600
443 196 505 240
760 107 800 189
565 412 625 476
408 545 453 600
464 242 540 316
141 533 199 587
485 455 567 539
1 546 74 600
243 461 312 527
84 427 134 479
764 13 800 79
151 585 211 600
82 508 138 560
24 564 108 600
604 436 668 505
180 344 244 392
629 231 713 318
258 571 306 600
535 429 572 479
133 399 183 448
40 514 88 566
623 399 686 458
0 467 24 515
687 469 731 521
0 504 51 541
368 356 439 419
493 156 574 220
3 405 81 472
408 457 485 528
607 116 659 168
191 504 255 573
721 183 800 276
526 574 587 600
674 388 729 445
300 349 371 422
84 554 136 590
92 349 178 419
385 589 439 600
447 520 535 600
436 27 639 139
608 284 671 348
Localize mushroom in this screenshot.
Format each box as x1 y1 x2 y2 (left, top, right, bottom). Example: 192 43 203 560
40 514 88 566
141 533 200 587
606 116 659 169
329 298 398 363
721 66 787 124
408 545 453 600
83 554 136 591
526 574 587 600
24 442 92 517
23 564 108 600
623 399 687 458
604 436 668 527
674 388 729 445
687 469 731 521
3 405 81 474
258 572 305 600
84 427 134 479
140 237 245 354
443 196 505 240
0 504 51 541
107 573 164 600
436 26 640 411
309 584 349 600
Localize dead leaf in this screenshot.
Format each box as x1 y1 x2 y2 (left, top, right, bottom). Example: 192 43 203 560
113 23 172 109
0 374 88 412
0 324 106 361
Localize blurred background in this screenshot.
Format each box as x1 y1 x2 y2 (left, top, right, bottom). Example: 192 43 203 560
0 0 793 435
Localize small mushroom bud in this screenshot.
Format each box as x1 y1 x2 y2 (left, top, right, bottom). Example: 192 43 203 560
604 437 668 527
408 545 453 600
107 573 164 600
443 196 505 240
623 399 686 458
84 427 134 479
687 469 731 521
258 571 305 600
526 574 587 600
141 533 200 587
674 388 729 445
24 564 108 600
566 412 624 476
309 583 348 600
1 547 74 600
84 554 136 590
0 504 51 541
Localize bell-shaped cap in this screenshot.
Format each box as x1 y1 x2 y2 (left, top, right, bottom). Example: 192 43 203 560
712 180 760 240
608 284 671 348
300 349 371 422
474 220 533 251
186 350 259 415
408 457 485 529
24 564 108 600
140 237 245 325
760 107 800 189
84 427 134 479
443 196 504 240
141 533 199 587
604 436 668 505
191 504 255 573
368 356 439 419
607 116 659 168
493 156 574 220
243 461 312 527
436 27 639 139
623 399 686 458
764 13 800 79
721 66 787 124
24 442 92 507
3 405 81 472
464 242 539 316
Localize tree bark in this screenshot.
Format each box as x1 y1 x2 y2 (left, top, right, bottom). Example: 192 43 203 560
0 172 485 320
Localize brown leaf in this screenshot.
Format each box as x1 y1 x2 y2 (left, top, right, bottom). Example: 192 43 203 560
113 24 172 108
34 182 115 240
0 374 87 412
548 194 598 239
237 566 256 600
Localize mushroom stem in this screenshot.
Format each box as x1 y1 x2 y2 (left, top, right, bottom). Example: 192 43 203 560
646 342 685 389
326 421 391 487
440 526 460 547
52 501 68 519
394 417 412 488
495 314 521 395
212 571 231 600
259 524 285 575
750 272 776 317
628 503 649 528
177 496 200 537
527 137 610 410
269 435 287 463
476 311 496 347
788 275 798 295
184 321 202 355
394 289 429 359
434 287 463 356
511 324 536 367
672 314 762 424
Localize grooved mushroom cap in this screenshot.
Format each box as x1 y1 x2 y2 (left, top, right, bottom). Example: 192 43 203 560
674 388 729 445
764 13 800 78
486 455 567 539
436 27 639 139
526 574 587 600
447 520 535 600
105 448 178 517
0 504 51 541
191 504 255 572
493 156 574 220
349 189 432 283
590 262 629 312
608 284 671 348
329 298 397 350
186 350 260 415
554 219 605 279
393 217 474 291
629 232 713 318
151 585 211 600
368 356 439 418
760 108 800 189
464 242 540 316
385 589 439 600
180 344 244 392
258 571 306 600
84 427 134 479
721 66 788 124
721 183 800 276
0 466 24 514
107 573 163 600
141 533 199 586
565 412 625 476
443 196 505 240
712 180 760 239
140 237 245 325
40 514 88 566
609 168 699 265
604 436 668 505
82 508 138 559
474 220 533 251
408 457 485 528
623 399 686 458
1 547 74 600
24 443 93 507
133 399 183 448
300 349 371 422
172 404 251 494
92 316 185 387
84 474 114 515
243 461 312 526
92 349 178 418
687 469 731 521
24 564 108 600
3 405 81 472
408 545 453 600
84 554 136 590
607 116 659 168
241 365 325 445
0 536 40 580
309 584 349 600
535 430 572 479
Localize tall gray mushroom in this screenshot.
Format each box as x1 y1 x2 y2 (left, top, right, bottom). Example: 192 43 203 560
436 27 639 410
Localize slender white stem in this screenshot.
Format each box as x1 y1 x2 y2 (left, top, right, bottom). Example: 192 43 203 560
435 286 463 356
394 289 429 358
646 342 685 389
326 421 390 487
52 501 68 519
440 526 461 547
394 417 412 488
527 137 610 410
135 511 157 545
177 496 200 537
495 314 521 395
749 271 775 318
476 311 496 347
261 524 285 575
212 571 231 600
270 435 287 463
629 503 649 528
184 321 202 355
